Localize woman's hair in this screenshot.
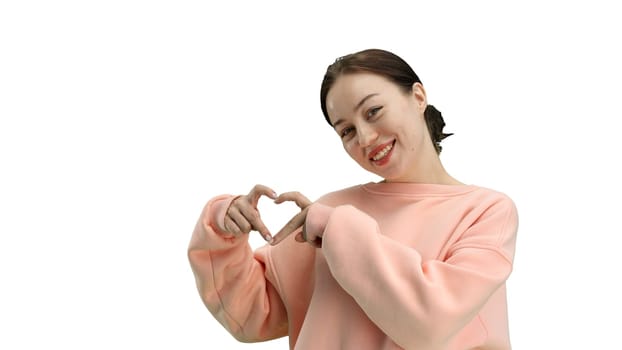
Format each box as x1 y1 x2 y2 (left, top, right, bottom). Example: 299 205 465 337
320 48 452 154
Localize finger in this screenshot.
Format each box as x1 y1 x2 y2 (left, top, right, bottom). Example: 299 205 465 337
237 204 273 242
248 184 278 206
223 216 243 236
227 207 252 234
270 208 307 245
274 191 312 209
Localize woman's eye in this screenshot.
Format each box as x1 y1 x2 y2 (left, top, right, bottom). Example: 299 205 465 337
340 127 354 138
367 106 383 119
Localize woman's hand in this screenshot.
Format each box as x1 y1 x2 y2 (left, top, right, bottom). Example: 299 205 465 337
224 184 277 242
270 192 322 247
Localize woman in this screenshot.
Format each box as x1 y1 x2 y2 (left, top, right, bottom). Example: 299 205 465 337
188 49 518 349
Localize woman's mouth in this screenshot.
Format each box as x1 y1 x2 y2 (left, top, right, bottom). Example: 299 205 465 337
369 140 395 164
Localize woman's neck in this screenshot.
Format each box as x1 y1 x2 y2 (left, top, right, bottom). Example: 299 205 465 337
384 152 463 185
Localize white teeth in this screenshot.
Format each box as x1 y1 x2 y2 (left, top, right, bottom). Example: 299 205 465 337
372 143 393 161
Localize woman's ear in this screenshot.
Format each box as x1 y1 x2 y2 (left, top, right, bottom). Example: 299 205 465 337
411 82 427 109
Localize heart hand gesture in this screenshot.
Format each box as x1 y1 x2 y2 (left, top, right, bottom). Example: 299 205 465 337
224 185 314 245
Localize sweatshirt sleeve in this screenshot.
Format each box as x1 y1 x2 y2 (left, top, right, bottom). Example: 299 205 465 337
309 197 518 349
187 195 288 342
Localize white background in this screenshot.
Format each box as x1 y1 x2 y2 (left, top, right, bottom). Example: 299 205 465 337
1 1 620 349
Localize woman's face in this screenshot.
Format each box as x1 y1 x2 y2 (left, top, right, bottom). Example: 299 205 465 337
325 72 434 182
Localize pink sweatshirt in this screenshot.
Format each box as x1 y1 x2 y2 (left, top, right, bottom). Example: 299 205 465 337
188 182 518 349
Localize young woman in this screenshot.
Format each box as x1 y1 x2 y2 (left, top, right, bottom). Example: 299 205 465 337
188 49 518 349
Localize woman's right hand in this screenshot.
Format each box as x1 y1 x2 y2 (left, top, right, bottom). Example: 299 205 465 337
223 184 277 243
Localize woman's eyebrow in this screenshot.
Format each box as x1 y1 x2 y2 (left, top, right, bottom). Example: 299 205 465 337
353 93 379 113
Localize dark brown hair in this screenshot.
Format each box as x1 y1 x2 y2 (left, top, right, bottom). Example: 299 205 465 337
320 48 452 154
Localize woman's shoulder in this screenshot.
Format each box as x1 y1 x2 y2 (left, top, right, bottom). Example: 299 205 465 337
315 183 367 206
469 184 516 204
463 185 518 220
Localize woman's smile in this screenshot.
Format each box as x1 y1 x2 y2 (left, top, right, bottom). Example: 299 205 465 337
369 140 395 166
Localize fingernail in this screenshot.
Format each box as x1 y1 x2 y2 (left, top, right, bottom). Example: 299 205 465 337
264 234 273 243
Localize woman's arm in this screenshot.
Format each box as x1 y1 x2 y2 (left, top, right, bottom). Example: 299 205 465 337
187 194 289 342
306 197 518 349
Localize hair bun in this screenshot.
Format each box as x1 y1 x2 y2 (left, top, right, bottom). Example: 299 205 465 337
424 105 453 153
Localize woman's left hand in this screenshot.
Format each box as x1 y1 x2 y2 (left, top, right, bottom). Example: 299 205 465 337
269 192 322 247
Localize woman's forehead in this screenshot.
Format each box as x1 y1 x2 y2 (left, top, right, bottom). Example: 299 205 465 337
328 73 393 108
327 74 392 125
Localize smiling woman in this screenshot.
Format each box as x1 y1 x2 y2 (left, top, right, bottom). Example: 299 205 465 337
323 71 456 184
187 48 518 349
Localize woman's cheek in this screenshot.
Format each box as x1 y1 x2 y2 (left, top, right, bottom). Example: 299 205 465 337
343 141 358 159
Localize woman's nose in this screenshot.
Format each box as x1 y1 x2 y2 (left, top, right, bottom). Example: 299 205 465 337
357 125 378 147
